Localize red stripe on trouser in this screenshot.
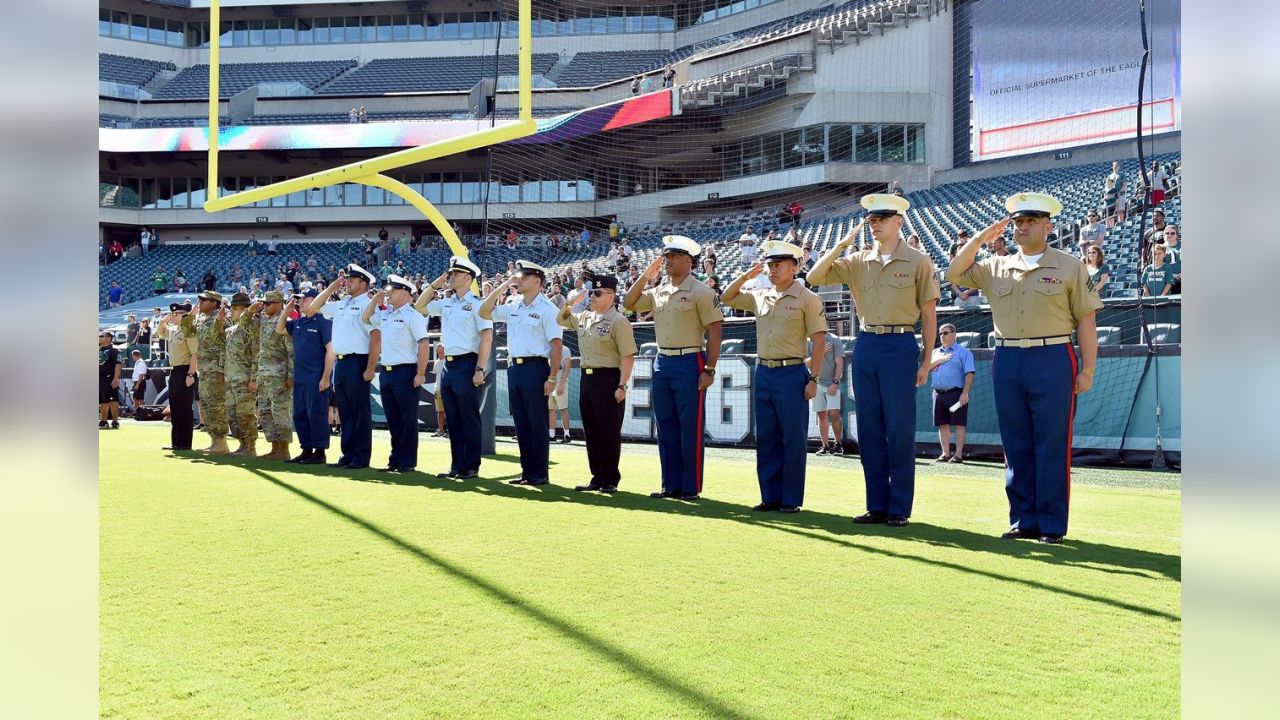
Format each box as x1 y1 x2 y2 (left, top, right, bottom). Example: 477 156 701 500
695 352 705 493
1065 344 1078 507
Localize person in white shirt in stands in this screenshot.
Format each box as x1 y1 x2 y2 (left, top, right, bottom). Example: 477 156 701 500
739 225 760 265
129 350 149 410
140 228 150 257
266 237 279 256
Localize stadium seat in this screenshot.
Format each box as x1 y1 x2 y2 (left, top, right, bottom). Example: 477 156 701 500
1143 323 1181 345
720 339 745 355
639 342 659 357
953 332 982 349
1096 326 1123 346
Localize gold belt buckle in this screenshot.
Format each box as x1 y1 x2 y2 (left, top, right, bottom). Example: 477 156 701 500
585 368 594 375
384 365 393 371
1018 338 1032 349
447 355 454 361
875 326 886 335
337 354 345 359
515 357 523 364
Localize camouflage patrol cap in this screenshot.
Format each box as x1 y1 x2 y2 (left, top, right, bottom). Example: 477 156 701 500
263 291 285 303
230 292 252 307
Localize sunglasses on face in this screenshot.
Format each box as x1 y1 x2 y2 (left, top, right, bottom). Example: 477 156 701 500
940 330 954 335
589 289 613 297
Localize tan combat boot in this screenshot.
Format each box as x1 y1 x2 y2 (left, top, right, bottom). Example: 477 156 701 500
231 436 256 456
205 435 231 455
262 441 290 461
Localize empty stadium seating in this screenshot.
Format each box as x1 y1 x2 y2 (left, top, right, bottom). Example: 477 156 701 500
153 60 357 100
99 54 175 88
555 51 672 88
319 54 558 95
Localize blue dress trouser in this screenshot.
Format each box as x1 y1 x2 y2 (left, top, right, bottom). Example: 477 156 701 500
292 376 330 450
508 359 551 481
852 333 918 516
754 363 810 507
378 364 420 469
992 344 1077 536
333 354 372 466
441 353 482 474
651 352 706 495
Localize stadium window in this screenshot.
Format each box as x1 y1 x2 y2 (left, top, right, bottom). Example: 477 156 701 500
557 12 574 36
315 18 331 44
906 125 925 163
130 14 148 42
189 178 206 207
344 17 361 44
99 9 110 37
746 0 761 9
443 174 462 204
442 14 460 39
723 144 742 179
343 183 363 206
533 17 555 37
248 19 264 46
741 137 764 176
297 18 313 44
324 185 342 206
286 187 305 207
423 174 443 204
153 179 171 209
140 179 157 210
361 16 377 43
626 9 644 34
376 16 392 42
761 134 782 173
264 20 281 47
459 13 476 39
881 125 906 163
782 129 804 169
366 185 385 205
279 20 295 45
829 124 853 162
607 13 626 34
270 177 287 207
111 11 128 38
855 125 880 162
578 180 596 201
392 15 409 41
408 15 425 41
425 15 442 41
254 178 271 207
803 126 826 166
166 18 184 47
120 178 140 208
230 20 246 46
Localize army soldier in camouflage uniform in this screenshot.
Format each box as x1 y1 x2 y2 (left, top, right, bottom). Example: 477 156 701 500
193 290 230 454
256 291 294 460
224 292 260 456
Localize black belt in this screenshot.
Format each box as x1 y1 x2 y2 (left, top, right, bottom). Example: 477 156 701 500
381 363 415 371
336 352 368 359
759 358 804 368
935 387 963 392
446 352 477 362
582 366 620 374
512 356 548 364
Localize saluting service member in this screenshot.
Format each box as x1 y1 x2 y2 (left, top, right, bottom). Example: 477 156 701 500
722 241 828 512
306 263 380 470
415 255 493 480
193 290 230 454
808 194 940 527
363 274 430 473
224 292 260 456
480 260 564 486
281 290 335 465
558 274 637 492
160 300 198 452
946 192 1101 544
623 236 723 501
255 291 294 461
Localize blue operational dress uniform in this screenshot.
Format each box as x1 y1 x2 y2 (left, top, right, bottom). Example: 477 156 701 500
807 194 940 524
629 235 723 498
724 241 828 511
320 263 378 469
488 261 563 485
286 291 333 464
419 256 492 478
947 193 1102 541
370 275 430 472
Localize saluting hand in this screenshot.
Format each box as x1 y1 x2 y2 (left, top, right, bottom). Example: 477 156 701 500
841 219 865 248
644 255 663 280
434 271 450 287
745 262 765 278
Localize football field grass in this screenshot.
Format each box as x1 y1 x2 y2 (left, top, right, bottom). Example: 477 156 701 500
101 424 1180 719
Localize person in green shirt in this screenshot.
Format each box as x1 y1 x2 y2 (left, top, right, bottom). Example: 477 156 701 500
152 268 167 295
1084 246 1111 294
1140 244 1174 297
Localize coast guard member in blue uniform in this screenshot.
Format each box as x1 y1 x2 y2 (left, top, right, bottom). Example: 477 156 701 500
480 260 564 486
722 241 828 512
362 274 430 473
946 192 1101 543
416 255 493 479
281 288 335 465
306 263 379 469
808 194 940 527
623 236 723 500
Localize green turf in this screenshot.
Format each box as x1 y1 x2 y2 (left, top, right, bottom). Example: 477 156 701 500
101 424 1180 719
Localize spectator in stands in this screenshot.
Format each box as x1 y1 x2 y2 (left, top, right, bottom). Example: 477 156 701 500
1084 247 1111 294
662 66 675 87
608 217 619 242
1101 177 1120 227
379 261 393 281
948 244 981 309
358 106 368 123
1078 210 1107 256
704 243 717 263
108 239 125 264
630 76 641 95
988 233 1012 257
634 182 643 195
705 275 723 301
1139 244 1175 297
148 228 160 251
348 108 358 124
1106 160 1126 195
266 236 278 256
149 307 165 328
305 254 318 272
906 234 922 251
698 257 718 283
505 229 518 249
99 241 105 266
130 350 149 407
125 314 139 346
739 225 760 265
230 265 243 286
172 269 187 292
616 237 634 275
1142 208 1168 253
107 282 125 308
1162 225 1182 293
202 268 217 292
397 233 410 256
928 323 975 463
135 319 151 355
247 233 258 256
787 200 804 224
889 180 904 197
580 226 591 248
549 233 561 252
1141 160 1169 206
801 242 814 266
785 226 800 244
140 227 151 255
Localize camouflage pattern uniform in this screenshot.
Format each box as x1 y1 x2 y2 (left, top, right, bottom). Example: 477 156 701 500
224 308 259 443
194 308 229 437
256 310 294 443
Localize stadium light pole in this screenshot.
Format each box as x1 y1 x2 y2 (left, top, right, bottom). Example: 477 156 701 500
200 0 536 272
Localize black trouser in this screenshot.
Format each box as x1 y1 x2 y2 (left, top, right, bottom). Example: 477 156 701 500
441 353 482 474
168 364 195 449
580 367 624 487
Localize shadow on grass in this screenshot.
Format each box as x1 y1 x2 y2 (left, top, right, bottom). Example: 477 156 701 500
236 464 755 720
189 453 1181 623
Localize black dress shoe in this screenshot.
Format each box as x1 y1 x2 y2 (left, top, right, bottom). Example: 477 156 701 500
525 478 550 486
598 485 617 494
677 493 700 501
437 470 459 479
162 445 191 451
377 466 403 473
751 502 781 512
779 506 801 514
1000 527 1039 540
1039 534 1064 544
345 463 370 470
852 512 888 524
285 450 312 464
508 478 528 485
328 460 350 468
574 483 602 491
886 515 910 527
455 469 479 479
650 490 674 498
300 452 326 465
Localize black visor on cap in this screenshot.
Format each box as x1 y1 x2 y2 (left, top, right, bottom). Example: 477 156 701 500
867 210 899 218
1010 210 1051 219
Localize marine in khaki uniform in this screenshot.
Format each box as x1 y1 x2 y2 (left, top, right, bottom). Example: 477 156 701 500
623 235 723 500
223 292 260 456
558 274 637 492
193 290 230 454
159 300 198 452
255 291 294 460
723 241 828 512
946 192 1102 544
808 194 940 527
